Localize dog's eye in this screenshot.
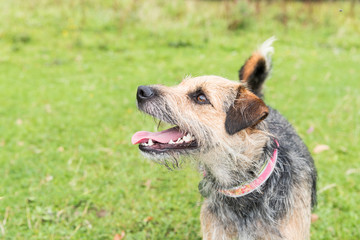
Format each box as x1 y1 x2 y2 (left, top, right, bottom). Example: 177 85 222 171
188 90 211 105
197 94 207 103
195 93 210 104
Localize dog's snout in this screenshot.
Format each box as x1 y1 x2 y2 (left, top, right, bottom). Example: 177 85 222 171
137 85 155 102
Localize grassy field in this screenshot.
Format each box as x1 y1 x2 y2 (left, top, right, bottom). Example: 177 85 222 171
0 0 359 239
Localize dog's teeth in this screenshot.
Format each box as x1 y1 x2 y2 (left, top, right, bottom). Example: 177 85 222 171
182 133 194 143
148 139 154 146
183 135 191 142
169 140 175 144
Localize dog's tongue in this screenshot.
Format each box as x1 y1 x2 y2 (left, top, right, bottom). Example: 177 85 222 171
131 127 185 144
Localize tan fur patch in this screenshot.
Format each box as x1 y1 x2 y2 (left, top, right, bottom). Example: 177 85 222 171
279 183 312 240
201 201 237 240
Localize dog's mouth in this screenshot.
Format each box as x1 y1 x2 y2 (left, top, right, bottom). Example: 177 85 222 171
131 126 198 154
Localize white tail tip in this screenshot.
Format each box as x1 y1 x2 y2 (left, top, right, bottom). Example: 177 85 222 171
258 36 276 69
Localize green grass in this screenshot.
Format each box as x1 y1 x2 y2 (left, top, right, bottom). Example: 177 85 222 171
0 0 359 239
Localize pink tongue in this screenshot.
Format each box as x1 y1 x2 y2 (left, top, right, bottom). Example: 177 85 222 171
131 127 185 144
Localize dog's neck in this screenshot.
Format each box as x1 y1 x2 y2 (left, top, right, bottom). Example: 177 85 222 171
219 139 279 197
198 137 277 198
201 139 296 238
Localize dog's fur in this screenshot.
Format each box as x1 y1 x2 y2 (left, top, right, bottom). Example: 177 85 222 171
134 38 317 240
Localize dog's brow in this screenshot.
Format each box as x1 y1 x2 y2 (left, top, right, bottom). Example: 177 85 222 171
187 87 205 99
190 87 204 94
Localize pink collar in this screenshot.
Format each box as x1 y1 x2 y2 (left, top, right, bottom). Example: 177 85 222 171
219 140 279 198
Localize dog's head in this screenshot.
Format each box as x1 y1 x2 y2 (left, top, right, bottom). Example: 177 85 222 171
132 38 275 185
132 76 269 165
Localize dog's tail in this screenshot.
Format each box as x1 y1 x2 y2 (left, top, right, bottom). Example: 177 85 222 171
238 37 276 98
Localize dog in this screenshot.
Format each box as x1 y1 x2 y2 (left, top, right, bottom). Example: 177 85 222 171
131 37 317 240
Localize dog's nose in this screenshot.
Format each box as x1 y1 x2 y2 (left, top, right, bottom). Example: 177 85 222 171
137 85 155 101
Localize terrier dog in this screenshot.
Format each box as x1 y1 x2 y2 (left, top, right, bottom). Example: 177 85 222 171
131 38 317 240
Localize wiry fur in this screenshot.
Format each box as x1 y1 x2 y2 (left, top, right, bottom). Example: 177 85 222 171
134 38 317 239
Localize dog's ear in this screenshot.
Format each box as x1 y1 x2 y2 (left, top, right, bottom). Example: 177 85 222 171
225 87 269 135
239 37 275 98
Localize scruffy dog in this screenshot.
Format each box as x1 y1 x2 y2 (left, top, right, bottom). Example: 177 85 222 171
132 38 317 240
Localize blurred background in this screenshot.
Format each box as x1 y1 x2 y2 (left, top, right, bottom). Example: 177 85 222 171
0 0 359 239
